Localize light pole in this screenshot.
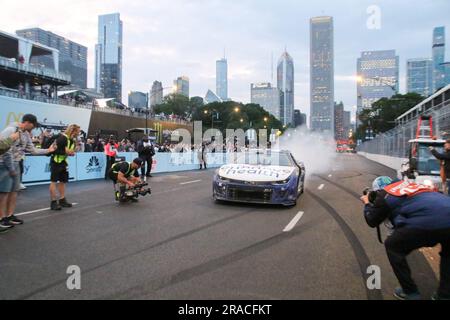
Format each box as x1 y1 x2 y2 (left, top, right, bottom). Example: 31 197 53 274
147 85 173 135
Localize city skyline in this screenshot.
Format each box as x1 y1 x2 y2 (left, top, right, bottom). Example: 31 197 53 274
1 0 449 122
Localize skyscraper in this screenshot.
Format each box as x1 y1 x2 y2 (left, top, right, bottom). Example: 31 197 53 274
16 28 88 88
150 81 163 108
357 50 399 122
407 58 433 97
334 102 344 140
96 13 123 101
310 16 334 134
174 76 189 97
216 58 228 100
128 91 148 111
277 51 294 126
250 83 281 120
432 26 446 92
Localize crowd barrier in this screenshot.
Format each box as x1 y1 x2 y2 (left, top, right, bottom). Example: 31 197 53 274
22 152 227 186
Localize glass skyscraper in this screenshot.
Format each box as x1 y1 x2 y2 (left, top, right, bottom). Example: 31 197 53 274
310 16 334 134
128 91 148 111
433 26 446 92
407 58 433 97
174 76 189 97
251 83 281 120
95 13 123 101
216 58 228 101
150 81 163 108
277 51 294 126
357 50 399 122
16 28 88 88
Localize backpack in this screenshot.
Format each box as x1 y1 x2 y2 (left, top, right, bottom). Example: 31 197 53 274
42 133 61 156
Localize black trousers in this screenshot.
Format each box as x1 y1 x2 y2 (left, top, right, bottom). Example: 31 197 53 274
105 156 115 179
385 227 450 297
140 157 152 176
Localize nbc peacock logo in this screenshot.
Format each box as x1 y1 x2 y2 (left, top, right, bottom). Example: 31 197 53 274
86 156 102 173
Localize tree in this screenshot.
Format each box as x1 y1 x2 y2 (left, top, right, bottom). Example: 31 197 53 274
153 93 190 116
356 92 424 140
192 101 284 133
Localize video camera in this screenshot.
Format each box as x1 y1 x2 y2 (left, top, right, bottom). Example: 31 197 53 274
115 182 152 203
363 187 378 204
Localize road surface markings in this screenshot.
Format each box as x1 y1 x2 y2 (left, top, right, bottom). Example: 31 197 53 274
318 184 325 190
16 203 79 217
283 211 304 232
180 180 202 185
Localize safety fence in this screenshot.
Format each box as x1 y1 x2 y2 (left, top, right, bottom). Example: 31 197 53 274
23 152 228 186
358 93 450 158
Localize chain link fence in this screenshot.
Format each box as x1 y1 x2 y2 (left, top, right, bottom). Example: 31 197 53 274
358 89 450 158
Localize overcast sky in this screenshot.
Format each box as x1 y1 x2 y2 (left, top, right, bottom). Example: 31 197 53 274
1 0 449 121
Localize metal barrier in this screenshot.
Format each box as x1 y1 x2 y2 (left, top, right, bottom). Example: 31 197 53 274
22 152 227 186
358 97 450 158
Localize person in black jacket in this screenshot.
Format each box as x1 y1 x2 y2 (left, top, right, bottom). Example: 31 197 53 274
361 176 450 300
430 140 450 195
137 136 155 177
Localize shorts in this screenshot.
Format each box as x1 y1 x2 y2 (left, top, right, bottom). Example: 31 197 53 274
50 162 69 183
0 162 21 193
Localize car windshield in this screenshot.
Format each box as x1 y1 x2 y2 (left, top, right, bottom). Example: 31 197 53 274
233 152 294 167
417 144 444 175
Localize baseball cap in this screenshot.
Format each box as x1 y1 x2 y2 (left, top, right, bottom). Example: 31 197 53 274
372 176 394 191
133 158 144 166
22 114 38 127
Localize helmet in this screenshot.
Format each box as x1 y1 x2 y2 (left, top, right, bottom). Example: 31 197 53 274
372 176 394 191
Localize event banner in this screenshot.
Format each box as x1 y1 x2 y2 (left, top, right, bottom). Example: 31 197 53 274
0 95 92 133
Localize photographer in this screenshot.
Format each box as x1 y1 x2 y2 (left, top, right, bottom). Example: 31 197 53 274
108 158 143 202
137 136 155 178
361 176 450 300
0 114 56 229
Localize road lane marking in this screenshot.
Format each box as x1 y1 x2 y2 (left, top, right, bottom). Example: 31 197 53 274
179 180 202 185
318 184 325 190
283 211 304 232
16 203 79 217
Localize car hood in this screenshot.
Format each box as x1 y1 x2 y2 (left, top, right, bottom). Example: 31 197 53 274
218 164 295 182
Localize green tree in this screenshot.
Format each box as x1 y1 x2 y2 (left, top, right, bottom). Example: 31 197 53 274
153 93 190 116
356 92 424 140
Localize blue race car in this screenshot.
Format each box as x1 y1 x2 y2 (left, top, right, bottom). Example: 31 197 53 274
213 150 305 206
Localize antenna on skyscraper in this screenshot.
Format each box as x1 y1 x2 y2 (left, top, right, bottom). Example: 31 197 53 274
223 47 226 59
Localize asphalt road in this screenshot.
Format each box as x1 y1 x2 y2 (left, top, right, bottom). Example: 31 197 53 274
0 154 438 300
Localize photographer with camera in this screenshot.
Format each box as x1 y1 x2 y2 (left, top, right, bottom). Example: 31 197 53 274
361 176 450 300
108 158 143 202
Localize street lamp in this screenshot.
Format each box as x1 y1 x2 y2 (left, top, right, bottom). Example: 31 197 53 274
234 107 240 113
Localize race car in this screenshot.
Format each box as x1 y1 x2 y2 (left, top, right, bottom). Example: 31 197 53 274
212 150 305 206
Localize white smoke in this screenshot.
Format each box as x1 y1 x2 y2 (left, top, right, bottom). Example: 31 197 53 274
276 127 337 177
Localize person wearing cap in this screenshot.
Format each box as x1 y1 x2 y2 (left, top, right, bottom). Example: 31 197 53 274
0 114 56 230
108 158 143 201
429 140 450 195
360 176 450 300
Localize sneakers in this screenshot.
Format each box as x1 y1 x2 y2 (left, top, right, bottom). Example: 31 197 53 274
431 293 450 300
20 183 27 190
393 287 422 300
0 218 15 230
7 215 24 225
51 200 62 211
59 198 73 208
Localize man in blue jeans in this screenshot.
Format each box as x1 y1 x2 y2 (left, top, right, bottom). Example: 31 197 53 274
430 140 450 195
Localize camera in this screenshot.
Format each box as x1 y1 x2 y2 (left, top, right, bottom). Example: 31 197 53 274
363 187 378 204
115 182 152 203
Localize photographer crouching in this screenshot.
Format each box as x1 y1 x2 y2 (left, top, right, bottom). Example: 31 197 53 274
360 176 450 300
